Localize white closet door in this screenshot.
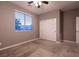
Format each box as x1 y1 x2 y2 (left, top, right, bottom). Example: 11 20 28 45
76 17 79 43
40 18 56 41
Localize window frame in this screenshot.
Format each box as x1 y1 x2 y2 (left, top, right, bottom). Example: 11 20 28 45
15 10 32 32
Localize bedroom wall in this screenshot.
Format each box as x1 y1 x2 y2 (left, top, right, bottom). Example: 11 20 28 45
39 10 61 42
0 2 39 48
39 8 79 42
63 9 78 42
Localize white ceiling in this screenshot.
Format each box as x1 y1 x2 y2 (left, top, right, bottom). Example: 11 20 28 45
10 1 79 15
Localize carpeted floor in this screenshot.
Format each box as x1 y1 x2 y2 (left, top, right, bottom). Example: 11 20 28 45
0 39 79 57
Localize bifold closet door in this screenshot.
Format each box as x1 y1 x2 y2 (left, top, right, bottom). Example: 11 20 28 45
40 18 56 41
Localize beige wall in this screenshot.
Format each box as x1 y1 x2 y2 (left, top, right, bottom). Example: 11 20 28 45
0 1 79 49
0 2 39 48
39 8 79 42
63 9 78 42
39 10 61 41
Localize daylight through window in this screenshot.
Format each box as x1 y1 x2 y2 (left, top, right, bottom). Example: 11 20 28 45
15 10 32 31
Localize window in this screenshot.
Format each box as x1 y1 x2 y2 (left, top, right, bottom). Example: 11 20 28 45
15 10 32 31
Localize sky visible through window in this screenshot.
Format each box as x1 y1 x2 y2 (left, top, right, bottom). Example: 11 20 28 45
15 11 32 31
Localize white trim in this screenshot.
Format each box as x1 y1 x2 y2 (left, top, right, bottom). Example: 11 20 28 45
63 40 75 43
0 38 39 51
56 41 61 43
39 38 61 43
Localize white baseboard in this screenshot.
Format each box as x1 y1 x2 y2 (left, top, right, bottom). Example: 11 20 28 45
56 41 61 43
63 40 75 43
39 38 61 43
0 38 39 51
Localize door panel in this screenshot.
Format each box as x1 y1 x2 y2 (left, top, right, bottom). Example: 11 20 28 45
76 32 79 43
76 17 79 43
40 18 56 41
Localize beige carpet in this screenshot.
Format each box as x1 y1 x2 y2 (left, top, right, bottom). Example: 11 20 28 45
0 39 79 57
29 48 53 57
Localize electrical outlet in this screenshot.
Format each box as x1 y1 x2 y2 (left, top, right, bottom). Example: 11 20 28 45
0 43 2 46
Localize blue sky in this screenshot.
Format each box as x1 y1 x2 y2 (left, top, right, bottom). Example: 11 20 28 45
15 11 32 26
